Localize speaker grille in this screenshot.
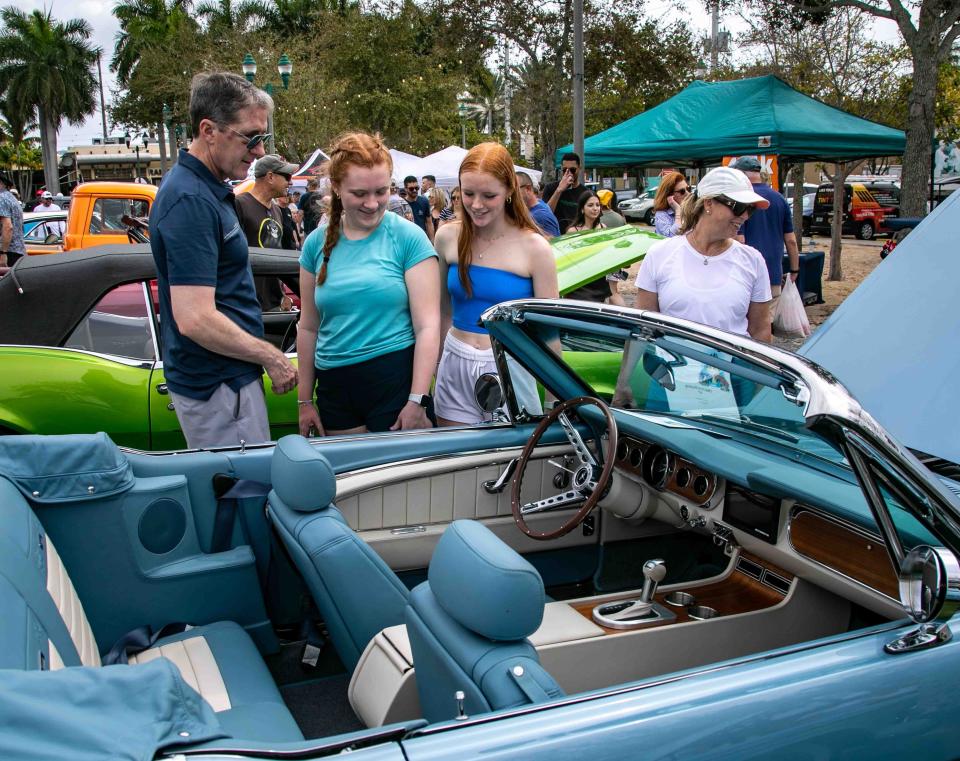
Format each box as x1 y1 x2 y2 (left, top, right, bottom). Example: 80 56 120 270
138 498 187 555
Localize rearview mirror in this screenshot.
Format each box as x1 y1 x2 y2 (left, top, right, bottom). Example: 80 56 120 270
643 352 677 391
898 545 958 624
43 233 61 245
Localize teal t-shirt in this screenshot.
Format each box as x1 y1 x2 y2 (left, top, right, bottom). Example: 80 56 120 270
300 211 436 370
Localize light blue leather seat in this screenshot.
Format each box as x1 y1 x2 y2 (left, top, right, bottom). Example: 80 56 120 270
0 472 302 743
405 520 565 723
267 435 410 670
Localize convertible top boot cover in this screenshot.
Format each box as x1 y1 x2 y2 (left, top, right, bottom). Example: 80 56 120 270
405 520 564 723
268 435 410 670
0 432 135 503
0 658 226 761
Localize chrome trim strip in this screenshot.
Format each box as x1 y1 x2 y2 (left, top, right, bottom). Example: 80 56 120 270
787 505 898 602
142 280 161 361
0 344 152 369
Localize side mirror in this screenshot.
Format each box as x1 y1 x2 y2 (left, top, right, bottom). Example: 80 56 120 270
885 545 960 654
43 233 60 245
474 373 504 413
642 352 676 392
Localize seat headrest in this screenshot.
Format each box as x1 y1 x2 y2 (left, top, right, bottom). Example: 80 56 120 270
428 520 544 641
271 435 336 512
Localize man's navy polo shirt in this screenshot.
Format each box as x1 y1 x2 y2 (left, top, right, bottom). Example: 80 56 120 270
149 149 264 400
740 183 794 285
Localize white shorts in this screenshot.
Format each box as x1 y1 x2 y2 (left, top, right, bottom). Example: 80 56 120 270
434 332 544 425
434 333 498 424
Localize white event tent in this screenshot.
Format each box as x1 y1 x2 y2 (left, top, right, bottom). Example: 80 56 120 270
404 145 542 191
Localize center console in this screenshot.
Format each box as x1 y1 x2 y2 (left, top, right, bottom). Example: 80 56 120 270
349 549 852 728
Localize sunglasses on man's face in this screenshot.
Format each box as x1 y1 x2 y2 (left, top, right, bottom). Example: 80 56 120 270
222 125 272 150
713 196 757 217
405 186 418 193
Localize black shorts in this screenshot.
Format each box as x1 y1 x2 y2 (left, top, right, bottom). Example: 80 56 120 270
314 344 434 432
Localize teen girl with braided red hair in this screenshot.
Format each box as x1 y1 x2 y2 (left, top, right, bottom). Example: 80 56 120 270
297 132 440 436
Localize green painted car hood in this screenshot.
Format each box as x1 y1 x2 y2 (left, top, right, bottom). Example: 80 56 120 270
553 225 661 295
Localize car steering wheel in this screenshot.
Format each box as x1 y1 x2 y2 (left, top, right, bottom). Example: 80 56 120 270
511 396 618 541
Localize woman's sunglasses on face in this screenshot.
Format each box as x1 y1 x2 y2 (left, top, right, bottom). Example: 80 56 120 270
713 196 757 217
673 186 689 196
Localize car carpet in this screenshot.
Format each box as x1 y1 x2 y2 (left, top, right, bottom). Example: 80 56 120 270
266 638 364 738
592 532 729 594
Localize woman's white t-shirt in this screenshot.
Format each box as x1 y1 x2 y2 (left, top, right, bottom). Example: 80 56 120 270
635 235 772 336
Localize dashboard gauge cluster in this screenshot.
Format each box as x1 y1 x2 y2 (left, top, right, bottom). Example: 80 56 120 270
616 436 718 506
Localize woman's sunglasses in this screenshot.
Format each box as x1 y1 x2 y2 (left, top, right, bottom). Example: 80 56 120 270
713 196 757 217
673 187 689 196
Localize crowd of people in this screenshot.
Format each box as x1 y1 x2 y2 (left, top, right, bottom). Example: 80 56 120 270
140 71 799 449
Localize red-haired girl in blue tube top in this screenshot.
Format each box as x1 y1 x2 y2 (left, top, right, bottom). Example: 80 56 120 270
433 142 559 426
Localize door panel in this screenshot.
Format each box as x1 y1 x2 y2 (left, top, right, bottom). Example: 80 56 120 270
336 444 595 570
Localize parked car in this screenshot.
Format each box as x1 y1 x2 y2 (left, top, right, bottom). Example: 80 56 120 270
2 274 959 757
0 245 302 450
22 210 68 254
786 192 815 235
619 187 658 224
0 229 657 449
809 181 894 240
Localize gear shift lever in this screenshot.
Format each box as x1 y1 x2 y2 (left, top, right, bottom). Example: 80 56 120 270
640 559 667 605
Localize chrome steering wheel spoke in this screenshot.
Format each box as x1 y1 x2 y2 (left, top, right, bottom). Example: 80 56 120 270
520 490 587 516
558 412 598 467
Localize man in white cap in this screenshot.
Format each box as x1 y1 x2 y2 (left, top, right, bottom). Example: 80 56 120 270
634 166 773 342
38 190 61 212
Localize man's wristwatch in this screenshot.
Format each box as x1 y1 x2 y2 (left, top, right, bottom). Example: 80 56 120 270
788 268 800 274
408 393 432 408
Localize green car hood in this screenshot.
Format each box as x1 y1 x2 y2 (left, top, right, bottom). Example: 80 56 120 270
553 225 661 295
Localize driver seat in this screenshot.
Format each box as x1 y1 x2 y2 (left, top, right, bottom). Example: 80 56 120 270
405 520 564 723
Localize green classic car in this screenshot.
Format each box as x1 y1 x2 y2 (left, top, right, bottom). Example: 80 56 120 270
0 227 658 450
0 245 302 450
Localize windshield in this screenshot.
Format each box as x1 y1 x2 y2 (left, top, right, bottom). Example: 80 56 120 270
528 318 843 462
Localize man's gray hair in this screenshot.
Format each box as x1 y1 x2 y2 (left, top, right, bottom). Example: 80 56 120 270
517 171 538 194
189 71 274 135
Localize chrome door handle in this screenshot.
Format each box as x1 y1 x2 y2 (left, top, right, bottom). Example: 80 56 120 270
482 458 518 494
156 383 168 395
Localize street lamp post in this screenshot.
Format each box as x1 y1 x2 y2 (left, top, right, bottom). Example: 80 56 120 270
242 53 293 156
162 104 177 169
457 102 469 149
125 131 150 182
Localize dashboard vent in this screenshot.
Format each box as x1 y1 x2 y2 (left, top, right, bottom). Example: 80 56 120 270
736 556 763 580
762 570 791 595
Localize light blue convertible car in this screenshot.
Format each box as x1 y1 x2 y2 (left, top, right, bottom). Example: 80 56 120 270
1 293 958 757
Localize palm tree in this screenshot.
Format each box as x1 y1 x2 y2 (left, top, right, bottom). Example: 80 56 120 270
0 8 98 194
194 0 268 32
0 95 38 145
460 69 504 135
111 0 195 87
259 0 357 33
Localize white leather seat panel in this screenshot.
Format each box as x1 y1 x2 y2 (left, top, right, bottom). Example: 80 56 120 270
45 537 101 668
130 635 231 713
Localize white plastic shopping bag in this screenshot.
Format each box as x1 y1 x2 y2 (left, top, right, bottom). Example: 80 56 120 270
772 278 811 339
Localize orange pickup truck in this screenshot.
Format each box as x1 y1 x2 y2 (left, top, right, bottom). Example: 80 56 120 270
25 182 156 255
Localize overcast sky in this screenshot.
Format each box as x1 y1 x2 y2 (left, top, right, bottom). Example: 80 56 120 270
17 0 902 149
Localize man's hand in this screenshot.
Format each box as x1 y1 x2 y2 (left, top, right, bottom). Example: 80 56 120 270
558 169 574 192
0 253 6 268
389 401 432 431
789 270 799 282
298 404 324 437
265 349 298 394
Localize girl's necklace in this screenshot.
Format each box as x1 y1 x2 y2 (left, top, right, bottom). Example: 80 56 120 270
474 232 507 260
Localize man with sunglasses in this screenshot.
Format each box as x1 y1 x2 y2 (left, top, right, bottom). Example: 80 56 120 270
236 155 298 250
731 157 800 311
150 71 298 449
403 175 434 242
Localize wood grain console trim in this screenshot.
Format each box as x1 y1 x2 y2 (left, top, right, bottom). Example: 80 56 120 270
574 562 788 635
789 508 898 599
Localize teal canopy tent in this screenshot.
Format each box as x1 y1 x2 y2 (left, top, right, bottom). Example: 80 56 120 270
557 75 906 167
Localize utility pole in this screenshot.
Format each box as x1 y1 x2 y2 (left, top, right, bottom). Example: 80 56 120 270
503 38 512 146
710 0 719 72
96 51 108 141
573 0 584 161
